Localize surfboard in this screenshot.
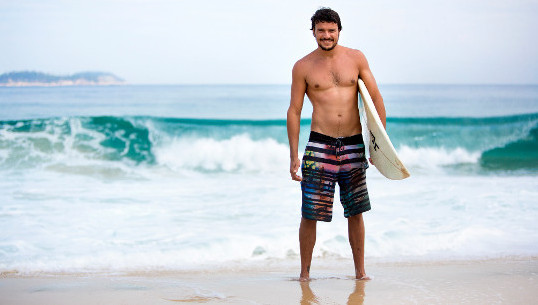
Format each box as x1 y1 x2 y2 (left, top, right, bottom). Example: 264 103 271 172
358 78 410 180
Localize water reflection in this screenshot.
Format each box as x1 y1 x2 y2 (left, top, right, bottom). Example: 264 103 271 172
299 280 366 305
300 281 320 304
347 280 366 305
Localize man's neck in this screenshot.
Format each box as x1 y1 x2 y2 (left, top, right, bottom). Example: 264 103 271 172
317 45 340 58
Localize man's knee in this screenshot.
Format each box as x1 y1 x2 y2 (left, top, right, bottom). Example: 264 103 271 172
300 217 317 229
348 213 363 223
301 216 317 223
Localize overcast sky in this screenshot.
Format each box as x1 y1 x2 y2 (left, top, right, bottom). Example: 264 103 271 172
1 0 537 84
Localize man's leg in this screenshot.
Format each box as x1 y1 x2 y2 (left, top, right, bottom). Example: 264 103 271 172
299 217 317 281
348 213 370 280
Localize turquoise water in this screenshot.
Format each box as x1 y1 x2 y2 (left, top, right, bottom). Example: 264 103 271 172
0 84 537 273
2 113 536 172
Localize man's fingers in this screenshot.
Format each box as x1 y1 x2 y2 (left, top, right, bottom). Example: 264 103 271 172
290 158 302 181
290 169 302 181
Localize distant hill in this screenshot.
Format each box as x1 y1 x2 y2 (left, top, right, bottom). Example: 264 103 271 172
0 71 125 86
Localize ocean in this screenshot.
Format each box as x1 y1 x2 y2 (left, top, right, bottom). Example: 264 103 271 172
1 84 537 274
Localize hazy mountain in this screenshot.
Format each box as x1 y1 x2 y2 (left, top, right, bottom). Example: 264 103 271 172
0 71 125 86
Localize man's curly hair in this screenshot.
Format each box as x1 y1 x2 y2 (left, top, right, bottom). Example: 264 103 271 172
310 8 342 31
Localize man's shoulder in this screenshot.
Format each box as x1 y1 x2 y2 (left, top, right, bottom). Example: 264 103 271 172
293 51 316 73
339 47 369 70
341 46 366 60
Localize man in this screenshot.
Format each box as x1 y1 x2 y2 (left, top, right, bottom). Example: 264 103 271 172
286 8 386 281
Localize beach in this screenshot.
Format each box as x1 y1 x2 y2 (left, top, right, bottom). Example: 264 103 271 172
2 257 536 304
1 84 537 304
3 0 538 303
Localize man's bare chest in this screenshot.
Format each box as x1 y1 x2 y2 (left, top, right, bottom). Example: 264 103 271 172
306 64 358 90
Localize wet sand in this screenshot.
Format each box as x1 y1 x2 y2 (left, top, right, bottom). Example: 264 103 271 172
1 257 536 304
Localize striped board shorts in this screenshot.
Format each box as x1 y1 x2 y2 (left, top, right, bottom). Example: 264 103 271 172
301 131 370 222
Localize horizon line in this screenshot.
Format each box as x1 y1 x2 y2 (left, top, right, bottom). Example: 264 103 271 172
111 82 538 86
2 82 538 87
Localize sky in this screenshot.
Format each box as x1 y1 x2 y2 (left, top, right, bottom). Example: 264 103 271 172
1 0 537 84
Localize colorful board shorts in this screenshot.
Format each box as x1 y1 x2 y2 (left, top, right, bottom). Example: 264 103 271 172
301 131 370 222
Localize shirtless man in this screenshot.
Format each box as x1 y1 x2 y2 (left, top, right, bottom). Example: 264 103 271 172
287 8 386 281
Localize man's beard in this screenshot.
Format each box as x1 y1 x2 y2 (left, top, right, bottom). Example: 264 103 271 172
318 39 337 51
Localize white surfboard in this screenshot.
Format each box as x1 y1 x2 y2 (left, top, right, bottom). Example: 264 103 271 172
358 79 410 180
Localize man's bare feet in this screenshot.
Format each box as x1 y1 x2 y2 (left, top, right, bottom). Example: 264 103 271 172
299 273 310 282
355 274 371 281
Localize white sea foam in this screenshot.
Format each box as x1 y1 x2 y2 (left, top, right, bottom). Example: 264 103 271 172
154 134 289 173
3 125 536 274
153 135 483 175
1 162 536 274
397 145 481 169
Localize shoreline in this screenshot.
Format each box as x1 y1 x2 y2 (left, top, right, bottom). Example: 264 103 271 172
3 255 535 277
1 257 536 304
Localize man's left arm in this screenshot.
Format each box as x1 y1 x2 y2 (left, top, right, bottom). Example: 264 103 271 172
357 51 386 129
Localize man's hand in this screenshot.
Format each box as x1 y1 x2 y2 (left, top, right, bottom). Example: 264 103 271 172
290 158 302 181
369 157 374 165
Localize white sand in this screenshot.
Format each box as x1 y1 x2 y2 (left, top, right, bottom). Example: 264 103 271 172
1 257 536 304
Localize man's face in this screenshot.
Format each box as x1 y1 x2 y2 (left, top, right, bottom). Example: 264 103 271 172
313 21 339 51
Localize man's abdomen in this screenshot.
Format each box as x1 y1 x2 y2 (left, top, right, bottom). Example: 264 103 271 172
310 109 362 138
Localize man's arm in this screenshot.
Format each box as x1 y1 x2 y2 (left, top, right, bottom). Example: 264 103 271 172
287 61 307 181
357 51 386 128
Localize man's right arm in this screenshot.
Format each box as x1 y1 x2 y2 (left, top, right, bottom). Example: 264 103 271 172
287 61 307 181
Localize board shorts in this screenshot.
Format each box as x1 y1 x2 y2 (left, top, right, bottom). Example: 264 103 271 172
301 131 370 222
